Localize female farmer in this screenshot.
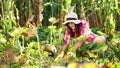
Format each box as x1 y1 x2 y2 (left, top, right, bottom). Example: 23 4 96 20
55 11 106 61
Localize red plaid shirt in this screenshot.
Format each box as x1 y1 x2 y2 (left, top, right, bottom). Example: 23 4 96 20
64 20 97 45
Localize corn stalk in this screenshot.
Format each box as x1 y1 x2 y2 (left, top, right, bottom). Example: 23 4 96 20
0 0 17 29
71 0 119 34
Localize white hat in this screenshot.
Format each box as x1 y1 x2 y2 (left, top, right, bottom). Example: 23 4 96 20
63 12 81 25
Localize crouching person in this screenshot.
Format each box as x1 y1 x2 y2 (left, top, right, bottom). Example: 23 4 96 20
55 11 106 61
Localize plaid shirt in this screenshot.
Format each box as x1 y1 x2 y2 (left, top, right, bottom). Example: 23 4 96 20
64 20 97 45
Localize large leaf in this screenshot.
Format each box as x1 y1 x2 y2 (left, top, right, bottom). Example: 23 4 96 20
116 63 120 68
87 51 97 58
99 45 108 52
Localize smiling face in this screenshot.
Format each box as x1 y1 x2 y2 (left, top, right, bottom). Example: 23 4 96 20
68 22 75 32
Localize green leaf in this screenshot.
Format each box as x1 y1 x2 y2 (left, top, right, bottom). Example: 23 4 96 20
81 45 89 52
29 49 36 56
97 31 108 37
87 51 97 58
44 51 51 57
116 63 120 68
24 66 36 68
77 35 89 43
99 45 108 52
0 38 6 43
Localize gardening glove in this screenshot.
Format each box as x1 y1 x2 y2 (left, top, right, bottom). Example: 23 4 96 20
54 52 64 61
51 45 57 53
67 51 76 58
67 45 76 58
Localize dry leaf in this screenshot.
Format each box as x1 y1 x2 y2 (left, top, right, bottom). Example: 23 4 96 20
3 47 16 62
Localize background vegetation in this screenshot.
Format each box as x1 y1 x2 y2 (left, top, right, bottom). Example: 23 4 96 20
0 0 120 68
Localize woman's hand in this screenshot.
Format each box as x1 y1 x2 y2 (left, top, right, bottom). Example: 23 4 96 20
54 52 64 61
67 51 76 57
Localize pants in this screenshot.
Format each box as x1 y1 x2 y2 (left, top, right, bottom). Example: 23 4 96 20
93 36 106 44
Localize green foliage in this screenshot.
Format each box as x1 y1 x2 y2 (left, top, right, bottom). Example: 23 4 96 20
0 0 17 29
38 25 65 46
42 2 61 26
0 0 120 68
71 0 120 34
0 25 120 67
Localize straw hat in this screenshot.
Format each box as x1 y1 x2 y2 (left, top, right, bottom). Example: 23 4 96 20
63 11 81 25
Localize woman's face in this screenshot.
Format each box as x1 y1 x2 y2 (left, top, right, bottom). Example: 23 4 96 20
68 22 75 30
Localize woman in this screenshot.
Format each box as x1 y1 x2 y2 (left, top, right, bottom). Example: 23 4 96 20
55 11 106 61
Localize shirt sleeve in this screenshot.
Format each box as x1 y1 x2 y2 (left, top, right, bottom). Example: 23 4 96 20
80 20 92 36
80 20 98 44
64 29 70 45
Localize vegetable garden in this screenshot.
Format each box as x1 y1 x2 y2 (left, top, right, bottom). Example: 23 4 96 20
0 0 120 68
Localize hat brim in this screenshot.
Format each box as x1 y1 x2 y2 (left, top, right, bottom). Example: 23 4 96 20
62 20 81 25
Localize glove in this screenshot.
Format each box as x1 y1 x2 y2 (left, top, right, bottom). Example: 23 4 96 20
67 45 76 58
54 52 64 61
67 51 76 57
51 45 57 53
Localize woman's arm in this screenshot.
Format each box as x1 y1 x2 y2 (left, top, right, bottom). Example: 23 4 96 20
62 29 71 52
75 39 83 49
62 44 69 52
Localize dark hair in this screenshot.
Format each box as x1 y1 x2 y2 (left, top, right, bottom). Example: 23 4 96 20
66 23 82 38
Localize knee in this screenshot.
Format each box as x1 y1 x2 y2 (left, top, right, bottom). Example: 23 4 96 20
93 36 106 44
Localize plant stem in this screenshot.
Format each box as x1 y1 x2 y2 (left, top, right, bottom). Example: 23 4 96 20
36 28 45 67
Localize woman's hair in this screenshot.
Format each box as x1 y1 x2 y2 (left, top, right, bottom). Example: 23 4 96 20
66 23 82 38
